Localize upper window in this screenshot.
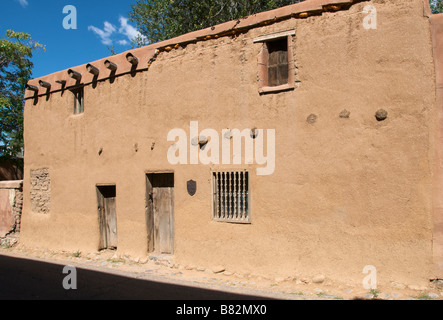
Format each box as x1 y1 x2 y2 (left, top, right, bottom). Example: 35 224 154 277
267 38 289 87
255 30 295 94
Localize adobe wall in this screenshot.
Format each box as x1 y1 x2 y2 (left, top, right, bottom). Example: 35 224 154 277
0 181 23 247
21 0 436 286
430 10 443 279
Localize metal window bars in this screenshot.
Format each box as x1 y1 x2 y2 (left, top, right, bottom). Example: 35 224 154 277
212 171 250 224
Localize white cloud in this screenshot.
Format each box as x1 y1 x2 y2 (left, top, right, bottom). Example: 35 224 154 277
88 16 146 47
16 0 28 8
118 16 141 42
88 22 117 46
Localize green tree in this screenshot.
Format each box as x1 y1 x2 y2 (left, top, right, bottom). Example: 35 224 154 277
431 0 443 13
129 0 306 45
0 30 44 159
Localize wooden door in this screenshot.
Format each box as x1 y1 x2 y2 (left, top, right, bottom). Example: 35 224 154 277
146 173 174 254
97 186 118 250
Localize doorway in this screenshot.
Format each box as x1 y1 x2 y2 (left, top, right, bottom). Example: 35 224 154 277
96 185 118 250
146 173 174 254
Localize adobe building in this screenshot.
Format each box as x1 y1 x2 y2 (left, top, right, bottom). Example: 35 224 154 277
21 0 443 287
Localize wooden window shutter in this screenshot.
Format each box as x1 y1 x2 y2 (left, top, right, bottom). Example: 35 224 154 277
267 38 289 87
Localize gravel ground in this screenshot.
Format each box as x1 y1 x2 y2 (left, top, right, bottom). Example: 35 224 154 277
0 243 442 300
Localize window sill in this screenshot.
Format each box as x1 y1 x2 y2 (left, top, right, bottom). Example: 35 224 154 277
212 218 252 225
259 83 295 95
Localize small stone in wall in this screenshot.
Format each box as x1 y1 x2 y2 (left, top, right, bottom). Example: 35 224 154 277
307 114 318 124
212 266 226 274
339 109 351 119
223 130 233 140
250 128 259 139
140 257 149 264
191 136 209 148
375 109 388 121
312 274 326 284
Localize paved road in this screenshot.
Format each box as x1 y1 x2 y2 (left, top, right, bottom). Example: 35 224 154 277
0 254 271 300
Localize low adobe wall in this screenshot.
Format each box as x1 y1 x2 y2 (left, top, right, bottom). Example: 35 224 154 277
0 181 23 247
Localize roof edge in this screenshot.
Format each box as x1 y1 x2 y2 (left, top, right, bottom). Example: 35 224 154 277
25 0 366 99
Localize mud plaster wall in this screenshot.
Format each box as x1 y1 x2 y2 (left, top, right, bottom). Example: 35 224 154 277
430 9 443 279
21 0 436 286
0 181 23 241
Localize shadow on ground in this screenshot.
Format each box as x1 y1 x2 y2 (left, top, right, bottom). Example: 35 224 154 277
0 254 272 300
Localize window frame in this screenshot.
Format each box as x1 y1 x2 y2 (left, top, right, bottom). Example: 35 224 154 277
211 170 251 224
255 30 295 94
71 86 84 115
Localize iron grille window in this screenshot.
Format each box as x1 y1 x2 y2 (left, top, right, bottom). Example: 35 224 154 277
212 171 250 224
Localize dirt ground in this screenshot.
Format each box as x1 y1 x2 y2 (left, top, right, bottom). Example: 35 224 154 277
0 243 442 300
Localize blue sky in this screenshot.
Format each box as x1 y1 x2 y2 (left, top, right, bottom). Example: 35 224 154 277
0 0 143 79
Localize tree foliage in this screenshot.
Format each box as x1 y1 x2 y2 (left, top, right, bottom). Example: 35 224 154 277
0 30 44 158
431 0 443 13
129 0 306 45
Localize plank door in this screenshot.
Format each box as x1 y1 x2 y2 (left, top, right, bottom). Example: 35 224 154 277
146 173 174 254
97 185 118 250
